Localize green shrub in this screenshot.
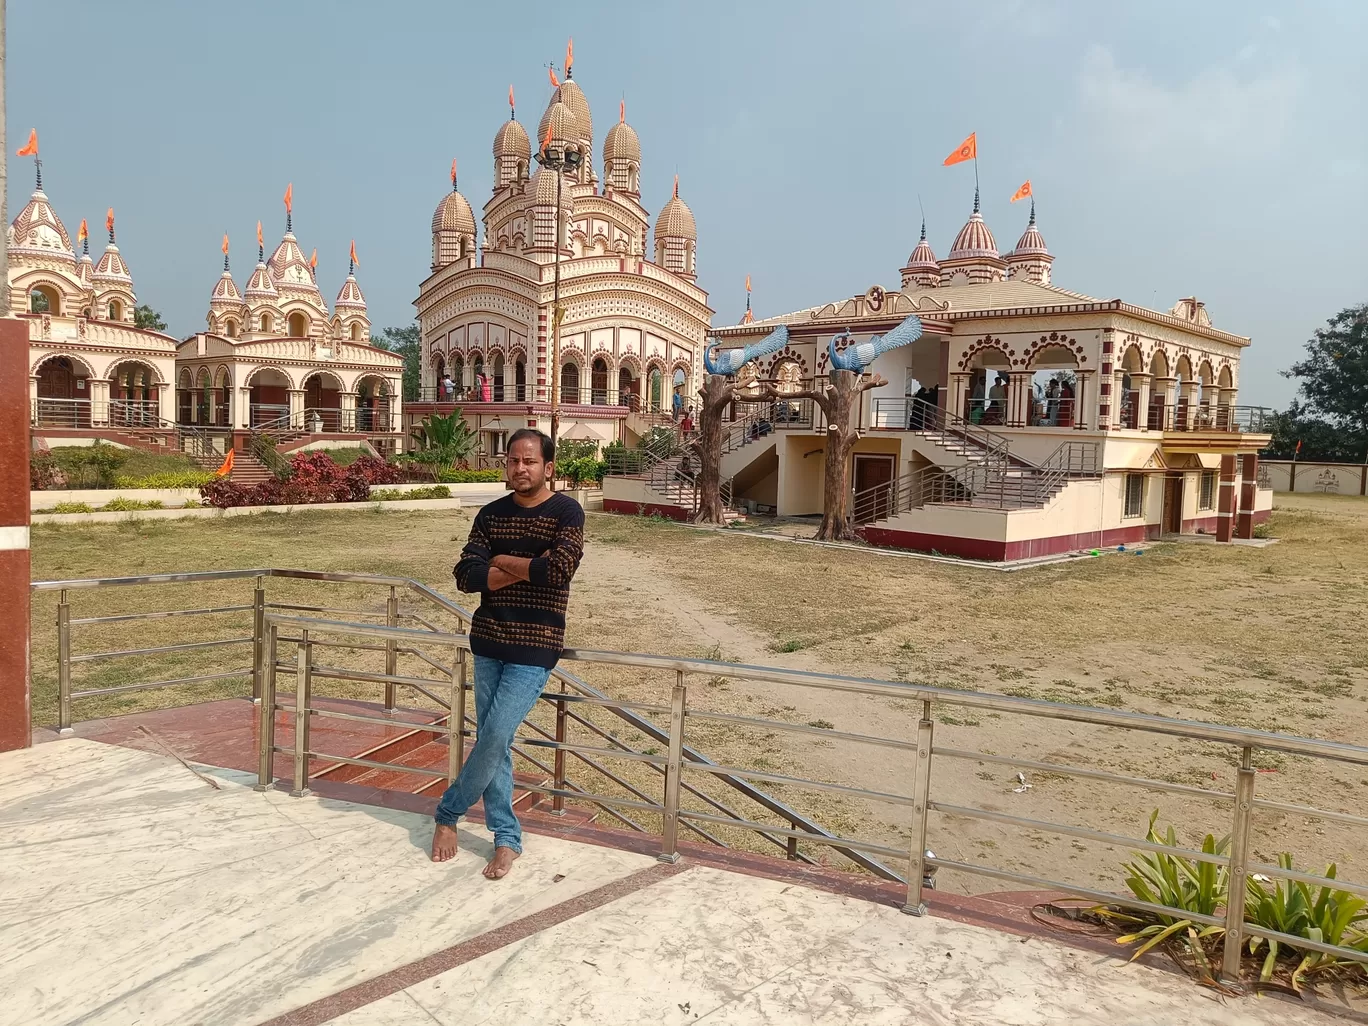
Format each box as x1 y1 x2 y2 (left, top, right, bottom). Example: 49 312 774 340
557 438 599 463
100 497 165 512
181 498 202 509
31 448 58 490
317 447 370 467
50 442 128 487
1244 855 1368 989
434 468 505 483
559 455 606 486
112 470 214 489
50 501 95 514
371 485 452 501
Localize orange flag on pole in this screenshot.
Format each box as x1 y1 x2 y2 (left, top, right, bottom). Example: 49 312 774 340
548 65 559 89
283 183 293 213
16 128 38 157
745 274 751 293
309 248 318 271
1010 180 1032 203
256 221 263 248
620 98 625 123
565 38 573 75
105 208 115 235
215 448 235 477
450 158 458 186
221 233 229 255
508 84 515 111
350 240 359 267
78 219 88 245
540 121 553 154
943 132 977 166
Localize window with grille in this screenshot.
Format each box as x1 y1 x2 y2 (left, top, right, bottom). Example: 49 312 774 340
1199 471 1216 510
1124 474 1145 518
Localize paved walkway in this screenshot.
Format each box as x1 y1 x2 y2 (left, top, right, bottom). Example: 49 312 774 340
0 740 1344 1026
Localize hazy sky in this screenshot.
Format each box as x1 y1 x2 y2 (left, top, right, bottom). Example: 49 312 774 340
8 1 1364 405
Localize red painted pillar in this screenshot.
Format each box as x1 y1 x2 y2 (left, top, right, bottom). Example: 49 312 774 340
1215 453 1237 543
1235 453 1258 539
0 319 32 751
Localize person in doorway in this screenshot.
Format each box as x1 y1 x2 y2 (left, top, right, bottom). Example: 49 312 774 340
987 375 1007 424
432 428 585 879
441 374 455 400
1045 380 1061 426
968 375 985 423
480 372 492 403
1058 379 1075 428
672 388 684 420
680 409 695 436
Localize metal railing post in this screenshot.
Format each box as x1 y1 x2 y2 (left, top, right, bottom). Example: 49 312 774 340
447 645 466 783
659 673 687 864
251 575 265 703
291 629 312 797
552 678 568 815
902 700 935 915
1220 746 1257 982
57 588 73 733
255 623 279 791
384 586 399 711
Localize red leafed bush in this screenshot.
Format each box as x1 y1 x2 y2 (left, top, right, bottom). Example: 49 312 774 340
200 451 404 508
347 454 403 485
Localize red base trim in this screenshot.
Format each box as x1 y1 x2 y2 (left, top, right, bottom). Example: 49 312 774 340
603 498 693 522
1181 515 1220 534
859 523 1161 562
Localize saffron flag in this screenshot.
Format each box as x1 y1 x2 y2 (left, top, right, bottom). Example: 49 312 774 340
105 208 115 234
943 132 976 166
256 221 263 248
78 219 88 244
16 128 38 157
548 65 559 89
541 121 553 154
673 174 679 198
620 98 625 123
350 239 359 267
215 449 235 477
309 248 318 271
508 84 515 110
1294 439 1303 457
1011 180 1032 203
745 274 751 293
565 37 573 75
221 233 229 255
450 158 458 185
283 183 293 213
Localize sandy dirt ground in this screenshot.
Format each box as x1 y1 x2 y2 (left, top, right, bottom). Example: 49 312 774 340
28 495 1368 902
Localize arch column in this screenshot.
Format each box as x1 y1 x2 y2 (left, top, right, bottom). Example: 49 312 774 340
90 379 111 426
1177 380 1200 431
235 387 251 429
1217 388 1237 429
1130 373 1151 431
1007 372 1032 428
341 392 358 432
1075 369 1094 430
288 389 306 430
949 373 969 420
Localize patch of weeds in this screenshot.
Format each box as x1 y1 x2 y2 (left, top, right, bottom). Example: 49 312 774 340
705 676 731 690
976 770 996 782
769 638 809 654
1003 685 1037 699
938 714 982 727
991 663 1027 681
1251 750 1286 772
806 719 835 730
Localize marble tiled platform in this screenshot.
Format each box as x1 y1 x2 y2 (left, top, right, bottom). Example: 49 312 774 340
0 739 1343 1026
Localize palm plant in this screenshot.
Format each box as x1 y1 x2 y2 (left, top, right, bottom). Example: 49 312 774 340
408 410 478 466
1244 856 1368 989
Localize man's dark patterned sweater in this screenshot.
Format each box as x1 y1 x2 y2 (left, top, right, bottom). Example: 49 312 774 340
454 492 584 669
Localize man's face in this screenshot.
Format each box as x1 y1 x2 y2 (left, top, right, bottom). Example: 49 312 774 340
505 437 549 495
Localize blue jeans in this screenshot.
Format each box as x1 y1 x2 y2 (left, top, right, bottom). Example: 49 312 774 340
434 656 551 853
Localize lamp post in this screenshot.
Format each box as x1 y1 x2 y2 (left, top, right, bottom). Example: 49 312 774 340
538 138 581 487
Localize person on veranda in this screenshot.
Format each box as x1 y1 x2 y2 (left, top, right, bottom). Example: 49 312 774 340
431 428 585 879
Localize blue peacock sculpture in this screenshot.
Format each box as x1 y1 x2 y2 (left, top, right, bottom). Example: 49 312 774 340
826 313 923 374
702 324 790 377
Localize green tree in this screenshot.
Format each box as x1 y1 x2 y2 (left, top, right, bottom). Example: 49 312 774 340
373 323 421 401
134 304 168 332
1274 303 1368 460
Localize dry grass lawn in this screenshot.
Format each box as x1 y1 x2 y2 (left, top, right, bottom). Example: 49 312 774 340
29 496 1368 898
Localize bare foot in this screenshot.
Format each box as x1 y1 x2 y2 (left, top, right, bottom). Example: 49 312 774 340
431 823 459 862
483 846 520 880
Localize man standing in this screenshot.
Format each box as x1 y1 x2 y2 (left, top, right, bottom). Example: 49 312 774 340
432 428 584 879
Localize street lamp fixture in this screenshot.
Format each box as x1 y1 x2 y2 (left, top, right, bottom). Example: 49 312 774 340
539 140 582 488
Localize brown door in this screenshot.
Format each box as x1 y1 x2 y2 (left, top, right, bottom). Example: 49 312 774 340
1162 473 1184 534
853 455 895 524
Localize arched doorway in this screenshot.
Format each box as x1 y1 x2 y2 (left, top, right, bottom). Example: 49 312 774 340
356 376 393 433
214 367 232 427
492 354 505 402
591 357 609 405
287 311 309 338
514 358 526 401
432 353 447 399
303 371 344 431
247 368 292 427
195 368 213 425
1028 346 1080 427
648 366 664 412
29 285 60 315
471 353 485 400
35 355 91 427
618 365 640 409
560 362 581 404
177 368 194 425
966 349 1011 425
1147 351 1170 430
109 361 159 426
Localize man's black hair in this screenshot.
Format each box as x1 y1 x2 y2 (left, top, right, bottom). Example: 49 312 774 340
508 427 555 463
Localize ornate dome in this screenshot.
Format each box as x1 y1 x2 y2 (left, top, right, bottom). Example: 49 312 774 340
555 78 593 146
432 189 476 235
244 260 279 302
603 119 640 166
1010 201 1048 256
655 194 696 240
76 250 94 287
493 118 531 161
906 220 938 270
532 166 563 206
9 188 75 265
334 273 366 311
267 231 320 293
537 99 582 155
92 243 132 287
211 269 242 303
946 191 1000 261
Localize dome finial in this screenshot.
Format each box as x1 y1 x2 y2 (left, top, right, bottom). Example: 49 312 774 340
34 159 42 191
509 84 516 121
973 185 980 214
257 220 264 262
1028 197 1036 226
451 157 458 192
222 232 230 271
920 217 927 241
283 182 293 233
564 37 573 79
106 207 115 244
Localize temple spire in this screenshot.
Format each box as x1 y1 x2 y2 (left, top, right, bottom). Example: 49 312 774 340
973 185 981 214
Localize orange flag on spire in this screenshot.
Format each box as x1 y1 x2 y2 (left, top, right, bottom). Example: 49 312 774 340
78 219 88 244
350 240 359 267
16 128 38 157
942 132 977 166
619 98 625 123
1010 180 1032 203
673 174 679 198
309 248 318 271
508 84 515 110
215 449 235 478
745 274 751 293
565 37 573 75
540 121 553 155
283 183 293 213
256 221 263 248
548 65 560 89
450 158 458 185
222 233 229 255
105 208 115 234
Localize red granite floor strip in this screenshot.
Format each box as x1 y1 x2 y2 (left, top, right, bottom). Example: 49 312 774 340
254 861 688 1026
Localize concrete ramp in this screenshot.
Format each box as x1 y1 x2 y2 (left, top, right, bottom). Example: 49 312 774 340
0 740 1343 1026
